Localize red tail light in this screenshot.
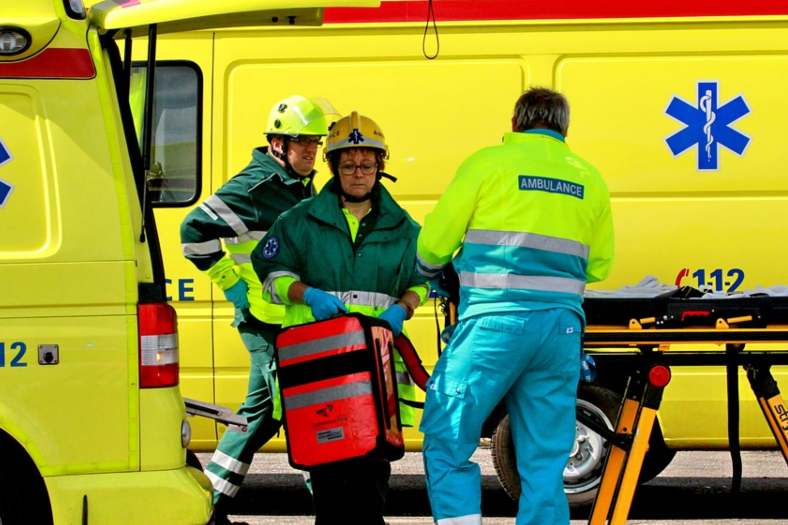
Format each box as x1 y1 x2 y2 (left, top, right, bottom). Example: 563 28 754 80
138 303 179 388
648 365 672 388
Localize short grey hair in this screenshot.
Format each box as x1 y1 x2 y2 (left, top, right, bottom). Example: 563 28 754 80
512 87 570 136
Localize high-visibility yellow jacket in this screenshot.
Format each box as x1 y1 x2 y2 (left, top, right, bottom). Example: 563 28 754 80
417 129 614 321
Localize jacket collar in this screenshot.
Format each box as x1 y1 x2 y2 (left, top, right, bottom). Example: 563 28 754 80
307 177 405 232
504 129 566 144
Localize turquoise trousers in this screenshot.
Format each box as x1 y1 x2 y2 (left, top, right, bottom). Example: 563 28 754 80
421 309 581 525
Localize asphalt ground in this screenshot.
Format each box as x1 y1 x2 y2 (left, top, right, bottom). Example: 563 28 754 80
197 449 788 525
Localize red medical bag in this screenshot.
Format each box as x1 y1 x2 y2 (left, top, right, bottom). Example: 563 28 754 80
275 313 404 470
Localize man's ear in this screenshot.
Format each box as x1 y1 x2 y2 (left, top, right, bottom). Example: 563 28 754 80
511 116 517 131
270 136 285 153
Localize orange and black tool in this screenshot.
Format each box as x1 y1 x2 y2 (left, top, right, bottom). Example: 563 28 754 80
588 360 671 525
746 364 788 465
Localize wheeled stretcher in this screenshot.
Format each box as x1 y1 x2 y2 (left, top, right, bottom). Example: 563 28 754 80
580 294 788 524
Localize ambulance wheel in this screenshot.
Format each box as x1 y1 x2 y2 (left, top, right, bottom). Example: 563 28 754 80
0 431 53 525
491 385 674 508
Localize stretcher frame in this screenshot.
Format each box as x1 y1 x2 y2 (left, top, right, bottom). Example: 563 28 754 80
583 313 788 524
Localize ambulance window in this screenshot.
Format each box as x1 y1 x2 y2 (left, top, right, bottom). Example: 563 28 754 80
129 61 202 207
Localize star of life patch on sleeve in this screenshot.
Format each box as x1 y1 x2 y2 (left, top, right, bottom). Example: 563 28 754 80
262 236 280 259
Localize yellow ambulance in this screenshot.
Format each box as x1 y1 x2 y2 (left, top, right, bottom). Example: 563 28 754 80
0 0 377 523
132 0 788 506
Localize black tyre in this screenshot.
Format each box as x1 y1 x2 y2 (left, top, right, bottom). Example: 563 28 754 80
491 385 675 508
0 433 53 525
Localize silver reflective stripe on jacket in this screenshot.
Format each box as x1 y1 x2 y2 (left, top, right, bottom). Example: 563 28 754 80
231 253 252 264
416 254 444 278
465 229 589 259
328 290 397 309
459 271 585 295
278 330 367 363
182 239 222 256
284 380 372 409
204 195 249 235
224 230 267 245
263 271 301 304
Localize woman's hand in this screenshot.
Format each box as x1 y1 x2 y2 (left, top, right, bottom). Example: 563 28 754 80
303 287 348 320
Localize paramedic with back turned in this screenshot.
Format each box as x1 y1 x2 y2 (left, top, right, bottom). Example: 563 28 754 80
416 87 614 525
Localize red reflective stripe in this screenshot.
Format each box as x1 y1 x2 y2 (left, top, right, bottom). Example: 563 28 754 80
0 48 95 79
325 0 788 23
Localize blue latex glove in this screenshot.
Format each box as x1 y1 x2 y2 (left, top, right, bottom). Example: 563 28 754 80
580 350 597 383
223 280 249 310
303 287 347 320
379 303 408 336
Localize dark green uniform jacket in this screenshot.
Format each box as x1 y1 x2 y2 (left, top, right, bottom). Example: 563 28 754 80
180 147 314 324
251 178 426 423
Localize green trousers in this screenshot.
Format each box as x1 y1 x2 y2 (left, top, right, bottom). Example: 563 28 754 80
205 322 282 507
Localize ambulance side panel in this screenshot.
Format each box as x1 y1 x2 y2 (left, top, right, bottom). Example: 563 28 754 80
0 47 136 481
0 15 210 523
161 16 788 451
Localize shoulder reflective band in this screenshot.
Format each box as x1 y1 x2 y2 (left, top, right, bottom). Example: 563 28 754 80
465 229 589 259
284 379 373 410
328 290 398 309
459 271 586 295
278 329 367 364
0 48 95 79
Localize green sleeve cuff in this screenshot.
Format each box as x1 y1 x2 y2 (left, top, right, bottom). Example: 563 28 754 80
407 283 430 306
206 258 240 290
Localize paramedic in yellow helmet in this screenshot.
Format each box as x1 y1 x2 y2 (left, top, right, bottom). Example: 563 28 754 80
252 111 428 524
180 95 336 525
417 88 614 525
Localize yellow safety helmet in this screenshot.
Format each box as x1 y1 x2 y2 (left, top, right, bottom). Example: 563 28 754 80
325 111 389 158
265 95 337 137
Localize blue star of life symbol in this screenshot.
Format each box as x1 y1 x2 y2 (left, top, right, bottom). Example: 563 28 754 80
348 128 365 145
665 81 750 171
262 236 280 259
0 138 13 208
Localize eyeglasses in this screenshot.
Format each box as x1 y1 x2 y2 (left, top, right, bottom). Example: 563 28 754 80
339 162 378 176
290 136 323 147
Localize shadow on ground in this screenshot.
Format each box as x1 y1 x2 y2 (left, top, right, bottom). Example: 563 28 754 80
229 473 788 520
